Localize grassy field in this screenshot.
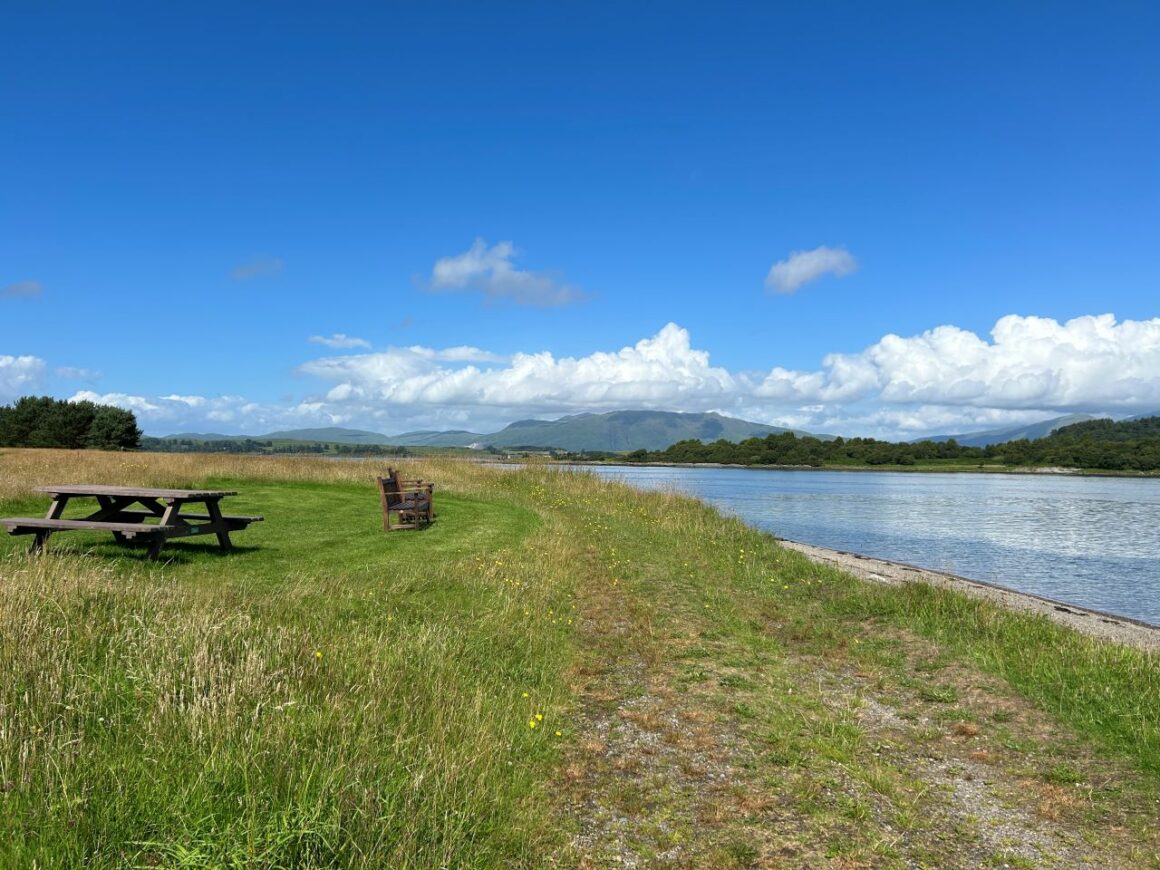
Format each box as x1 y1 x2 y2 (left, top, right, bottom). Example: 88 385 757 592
1 449 1158 868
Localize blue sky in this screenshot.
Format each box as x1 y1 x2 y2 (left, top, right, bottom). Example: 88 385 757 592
3 2 1159 438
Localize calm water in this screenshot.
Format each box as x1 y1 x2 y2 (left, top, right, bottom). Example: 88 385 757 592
577 465 1160 626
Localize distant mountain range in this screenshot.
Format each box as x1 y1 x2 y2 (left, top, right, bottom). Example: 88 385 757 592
917 414 1101 447
159 409 1160 453
163 426 395 444
161 411 813 452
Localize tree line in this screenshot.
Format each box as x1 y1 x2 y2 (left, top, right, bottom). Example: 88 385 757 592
619 417 1160 472
139 437 411 456
0 396 141 450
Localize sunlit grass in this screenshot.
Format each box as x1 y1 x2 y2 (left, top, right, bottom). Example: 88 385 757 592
1 447 1157 866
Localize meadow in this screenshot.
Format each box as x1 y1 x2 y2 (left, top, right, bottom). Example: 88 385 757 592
1 449 1158 868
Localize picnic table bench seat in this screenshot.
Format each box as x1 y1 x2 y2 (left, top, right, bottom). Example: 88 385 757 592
111 509 264 527
1 484 263 559
2 517 180 537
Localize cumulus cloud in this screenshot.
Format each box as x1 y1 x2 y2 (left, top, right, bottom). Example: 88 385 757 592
755 314 1160 412
309 333 372 350
0 354 46 398
300 323 735 413
52 312 1160 441
428 239 584 306
765 246 857 294
231 257 284 281
2 280 43 299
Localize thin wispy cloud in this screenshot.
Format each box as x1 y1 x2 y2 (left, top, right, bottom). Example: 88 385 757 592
55 366 101 382
765 246 857 294
1 280 43 299
428 238 584 306
309 334 372 350
231 257 285 281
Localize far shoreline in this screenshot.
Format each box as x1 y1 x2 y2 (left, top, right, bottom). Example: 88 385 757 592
562 459 1160 478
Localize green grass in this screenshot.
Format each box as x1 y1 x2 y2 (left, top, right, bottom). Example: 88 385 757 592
0 476 571 867
1 450 1158 866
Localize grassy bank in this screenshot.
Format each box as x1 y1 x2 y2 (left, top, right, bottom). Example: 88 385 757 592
1 449 1158 867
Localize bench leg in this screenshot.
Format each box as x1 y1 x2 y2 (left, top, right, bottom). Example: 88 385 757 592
204 500 233 550
29 530 51 554
146 536 166 560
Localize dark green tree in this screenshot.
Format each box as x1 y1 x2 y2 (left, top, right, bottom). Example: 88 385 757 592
86 405 143 450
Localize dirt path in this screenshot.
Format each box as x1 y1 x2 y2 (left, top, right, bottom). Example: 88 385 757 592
560 540 1160 868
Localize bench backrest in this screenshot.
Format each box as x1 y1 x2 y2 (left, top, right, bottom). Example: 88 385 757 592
376 473 406 510
376 468 432 509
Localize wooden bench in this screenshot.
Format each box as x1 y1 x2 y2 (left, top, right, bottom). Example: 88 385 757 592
111 509 264 527
2 518 178 553
377 468 434 531
1 484 263 559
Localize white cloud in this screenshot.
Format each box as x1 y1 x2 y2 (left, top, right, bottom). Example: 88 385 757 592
755 314 1160 413
309 333 372 350
55 366 101 382
231 257 284 281
1 280 43 299
765 246 857 294
299 323 735 414
68 390 364 434
0 354 46 398
429 239 583 306
50 312 1160 441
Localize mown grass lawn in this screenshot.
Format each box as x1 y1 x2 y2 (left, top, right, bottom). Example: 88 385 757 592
1 459 574 867
1 449 1158 868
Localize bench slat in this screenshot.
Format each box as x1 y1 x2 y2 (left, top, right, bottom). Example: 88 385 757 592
1 518 178 534
112 510 264 523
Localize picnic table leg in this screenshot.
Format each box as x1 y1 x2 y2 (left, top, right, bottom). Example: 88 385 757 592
203 499 233 551
30 529 51 554
29 495 70 553
146 500 184 561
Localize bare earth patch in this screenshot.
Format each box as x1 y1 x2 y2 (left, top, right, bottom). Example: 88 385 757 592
560 542 1160 868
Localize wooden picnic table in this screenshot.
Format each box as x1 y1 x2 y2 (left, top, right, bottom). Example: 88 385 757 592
0 484 263 560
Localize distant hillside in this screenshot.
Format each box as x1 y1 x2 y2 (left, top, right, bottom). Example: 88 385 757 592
1047 415 1160 442
161 412 816 452
384 411 812 452
261 426 396 445
386 429 485 448
159 427 398 445
164 432 245 441
476 410 809 452
918 414 1100 447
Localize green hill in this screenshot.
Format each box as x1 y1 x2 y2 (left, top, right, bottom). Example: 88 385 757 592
480 410 809 452
385 429 485 448
918 414 1099 447
160 412 817 453
1046 415 1160 442
261 426 396 444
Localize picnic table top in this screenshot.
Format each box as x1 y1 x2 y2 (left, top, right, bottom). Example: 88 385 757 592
34 484 239 499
